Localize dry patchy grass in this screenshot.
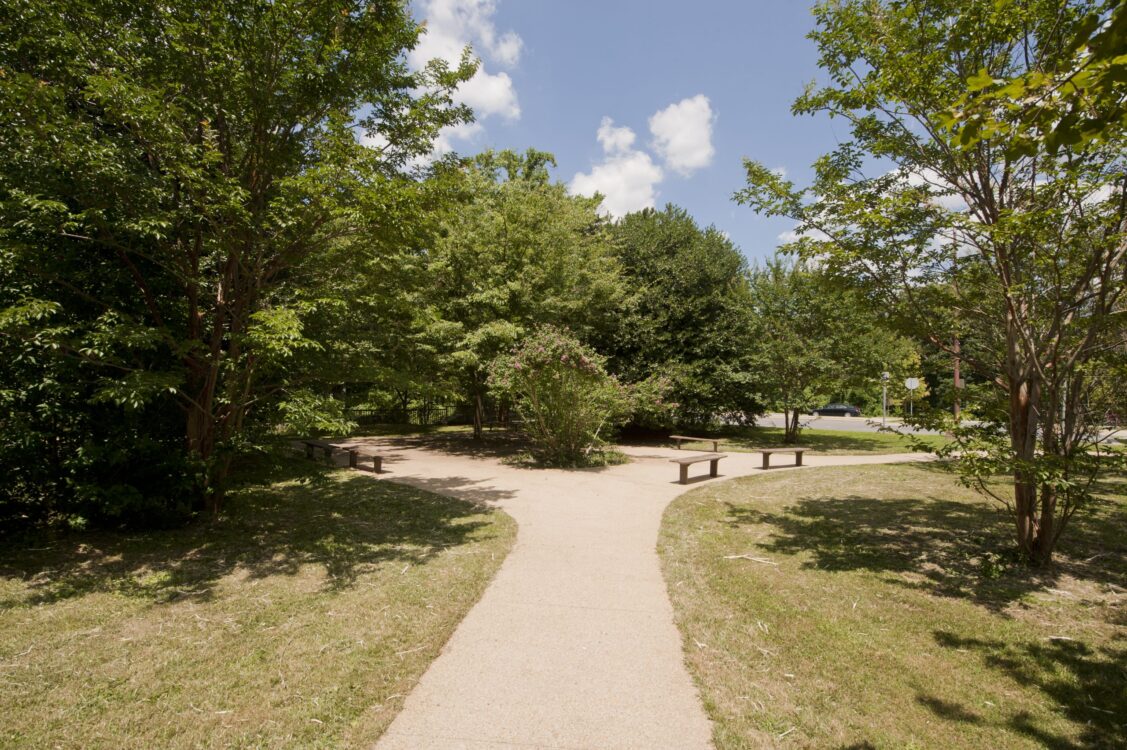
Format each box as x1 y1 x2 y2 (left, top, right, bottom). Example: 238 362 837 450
0 460 515 748
659 463 1126 749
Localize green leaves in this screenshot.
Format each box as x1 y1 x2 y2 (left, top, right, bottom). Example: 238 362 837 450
92 370 181 411
487 326 632 465
0 0 476 518
944 2 1127 156
740 0 1127 563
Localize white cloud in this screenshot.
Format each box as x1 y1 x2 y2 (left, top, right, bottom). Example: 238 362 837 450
570 119 663 218
570 152 664 219
648 94 715 176
456 69 520 120
570 95 715 218
411 0 522 68
433 121 485 156
778 227 831 244
490 31 523 67
359 130 390 151
596 117 636 154
901 167 966 211
408 0 522 154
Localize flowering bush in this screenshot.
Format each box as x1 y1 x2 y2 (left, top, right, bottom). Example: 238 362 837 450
488 326 632 466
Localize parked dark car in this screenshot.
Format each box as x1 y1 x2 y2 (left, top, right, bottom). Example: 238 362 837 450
811 403 861 417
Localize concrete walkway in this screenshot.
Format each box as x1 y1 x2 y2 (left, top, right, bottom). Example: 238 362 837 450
351 438 932 749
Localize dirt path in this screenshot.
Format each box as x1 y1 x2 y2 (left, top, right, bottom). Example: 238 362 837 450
353 438 932 749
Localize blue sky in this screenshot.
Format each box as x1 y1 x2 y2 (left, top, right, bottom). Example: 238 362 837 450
407 0 843 263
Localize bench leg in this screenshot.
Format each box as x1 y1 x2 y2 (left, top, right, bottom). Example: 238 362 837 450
305 443 314 459
795 451 803 467
679 464 688 484
372 456 383 474
762 453 770 470
348 450 358 469
710 458 719 477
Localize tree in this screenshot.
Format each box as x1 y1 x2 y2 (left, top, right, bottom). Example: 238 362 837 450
747 259 919 442
427 150 625 438
0 0 473 517
944 0 1127 156
488 326 632 465
737 0 1127 565
603 205 760 426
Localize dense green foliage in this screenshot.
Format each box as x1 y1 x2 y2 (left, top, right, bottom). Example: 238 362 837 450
488 326 635 465
601 206 760 426
737 0 1127 563
747 260 922 442
0 0 471 523
944 0 1127 156
424 150 624 437
0 0 937 530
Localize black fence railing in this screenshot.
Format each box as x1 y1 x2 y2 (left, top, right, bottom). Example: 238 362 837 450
347 405 458 426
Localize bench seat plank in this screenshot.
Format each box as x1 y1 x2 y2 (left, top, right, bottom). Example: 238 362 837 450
669 453 728 484
758 447 808 470
670 435 723 451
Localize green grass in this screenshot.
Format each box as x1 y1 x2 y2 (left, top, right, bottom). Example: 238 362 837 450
669 425 950 455
353 422 949 455
659 463 1126 749
0 460 516 749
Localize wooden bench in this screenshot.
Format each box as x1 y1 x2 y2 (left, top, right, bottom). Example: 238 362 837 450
670 434 723 452
758 447 808 470
301 440 385 473
670 453 727 484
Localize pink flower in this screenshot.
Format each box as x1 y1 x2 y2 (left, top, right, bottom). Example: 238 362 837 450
513 361 522 370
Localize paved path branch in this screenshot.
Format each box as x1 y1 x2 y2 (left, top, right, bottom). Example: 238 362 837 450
353 439 931 749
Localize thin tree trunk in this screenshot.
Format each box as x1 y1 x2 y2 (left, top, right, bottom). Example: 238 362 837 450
783 407 800 444
1010 374 1041 561
473 388 484 440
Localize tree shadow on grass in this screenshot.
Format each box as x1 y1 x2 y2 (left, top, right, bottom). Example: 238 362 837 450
380 429 529 460
0 462 509 609
920 631 1126 749
722 470 1127 612
358 431 626 474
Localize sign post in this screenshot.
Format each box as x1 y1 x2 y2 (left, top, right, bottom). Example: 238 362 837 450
904 377 920 416
881 371 891 426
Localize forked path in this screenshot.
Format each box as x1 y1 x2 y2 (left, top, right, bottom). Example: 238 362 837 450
359 439 931 749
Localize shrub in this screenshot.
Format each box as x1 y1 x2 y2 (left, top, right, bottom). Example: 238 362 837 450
488 327 633 466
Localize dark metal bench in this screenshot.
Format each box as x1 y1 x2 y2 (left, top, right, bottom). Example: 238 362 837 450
669 434 723 452
670 453 727 484
758 447 808 469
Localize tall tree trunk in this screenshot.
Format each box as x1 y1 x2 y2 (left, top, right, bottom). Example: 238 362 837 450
783 407 800 443
398 388 411 424
473 388 484 440
1010 374 1041 562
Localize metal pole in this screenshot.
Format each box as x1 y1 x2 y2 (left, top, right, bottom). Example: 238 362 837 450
882 383 887 426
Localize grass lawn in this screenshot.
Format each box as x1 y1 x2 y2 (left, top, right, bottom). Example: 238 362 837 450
668 425 950 455
0 459 515 749
659 463 1126 749
353 421 947 455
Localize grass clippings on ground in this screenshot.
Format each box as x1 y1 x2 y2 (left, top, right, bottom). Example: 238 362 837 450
659 462 1126 749
0 460 515 749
